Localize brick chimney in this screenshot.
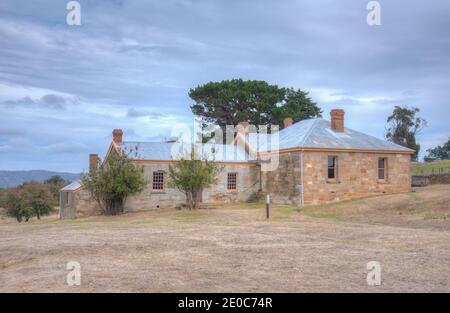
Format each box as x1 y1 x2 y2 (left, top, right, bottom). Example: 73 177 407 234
112 129 123 144
283 117 293 128
330 109 345 132
89 154 99 173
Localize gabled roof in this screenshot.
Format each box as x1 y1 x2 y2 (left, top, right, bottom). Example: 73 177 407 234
118 141 256 163
246 118 414 153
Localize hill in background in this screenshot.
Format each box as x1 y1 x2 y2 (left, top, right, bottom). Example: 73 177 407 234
0 170 81 188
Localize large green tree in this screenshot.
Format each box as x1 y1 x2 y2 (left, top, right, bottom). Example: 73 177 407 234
424 138 450 162
274 88 322 125
189 79 321 135
82 152 148 215
386 106 427 161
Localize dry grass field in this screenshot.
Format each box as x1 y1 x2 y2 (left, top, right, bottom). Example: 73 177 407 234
0 185 449 292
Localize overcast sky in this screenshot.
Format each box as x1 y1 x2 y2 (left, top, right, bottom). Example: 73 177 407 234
0 0 449 172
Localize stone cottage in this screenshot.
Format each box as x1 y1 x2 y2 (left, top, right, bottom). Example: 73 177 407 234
60 109 413 217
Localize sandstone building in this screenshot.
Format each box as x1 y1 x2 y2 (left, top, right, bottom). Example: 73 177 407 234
60 109 413 218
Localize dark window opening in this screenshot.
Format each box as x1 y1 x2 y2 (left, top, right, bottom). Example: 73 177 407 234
152 172 164 190
328 156 337 179
378 158 387 180
227 173 237 191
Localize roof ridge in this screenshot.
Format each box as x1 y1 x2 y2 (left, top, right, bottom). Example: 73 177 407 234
299 118 319 147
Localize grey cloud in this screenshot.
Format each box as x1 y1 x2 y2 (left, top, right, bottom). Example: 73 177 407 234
41 94 68 107
0 0 449 170
0 127 27 138
127 108 166 119
3 93 76 110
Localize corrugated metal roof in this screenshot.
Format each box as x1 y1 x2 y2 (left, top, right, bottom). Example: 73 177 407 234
119 142 256 162
250 118 414 152
61 180 81 191
117 118 412 161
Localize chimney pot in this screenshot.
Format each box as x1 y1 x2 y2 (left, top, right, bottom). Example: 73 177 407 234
89 154 99 173
330 109 345 132
283 117 294 128
113 129 123 144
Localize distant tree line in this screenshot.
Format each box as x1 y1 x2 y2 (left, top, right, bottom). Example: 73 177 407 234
424 138 450 162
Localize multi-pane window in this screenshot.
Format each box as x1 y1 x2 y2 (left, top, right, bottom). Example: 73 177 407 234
227 173 237 191
328 156 337 180
378 158 387 180
152 171 164 191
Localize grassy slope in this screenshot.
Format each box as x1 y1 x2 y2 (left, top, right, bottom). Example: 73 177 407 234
412 160 450 174
300 184 450 230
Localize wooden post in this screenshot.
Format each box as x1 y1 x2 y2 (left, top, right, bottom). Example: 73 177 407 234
266 194 270 219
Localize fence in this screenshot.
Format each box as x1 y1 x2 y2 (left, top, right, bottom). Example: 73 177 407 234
414 166 450 175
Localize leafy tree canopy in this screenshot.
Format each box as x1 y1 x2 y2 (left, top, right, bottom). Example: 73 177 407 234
44 175 68 205
386 106 426 161
168 150 222 210
3 182 54 222
424 138 450 162
82 151 147 215
189 79 321 133
45 175 66 185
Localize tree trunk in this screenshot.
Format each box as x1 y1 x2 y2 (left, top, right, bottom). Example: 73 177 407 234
186 192 194 210
192 191 198 210
194 189 203 209
105 197 124 215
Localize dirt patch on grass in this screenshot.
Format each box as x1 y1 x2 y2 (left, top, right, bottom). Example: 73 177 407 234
0 187 449 292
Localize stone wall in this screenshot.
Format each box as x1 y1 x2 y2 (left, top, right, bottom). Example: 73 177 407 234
75 189 103 217
412 173 450 186
124 162 260 211
412 175 432 187
302 152 411 205
262 151 411 205
261 152 302 205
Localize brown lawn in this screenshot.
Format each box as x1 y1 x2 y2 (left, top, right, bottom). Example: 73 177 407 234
0 185 449 292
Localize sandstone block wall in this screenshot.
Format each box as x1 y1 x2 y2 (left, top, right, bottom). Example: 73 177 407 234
261 152 302 205
262 151 411 205
302 152 411 205
124 162 260 211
